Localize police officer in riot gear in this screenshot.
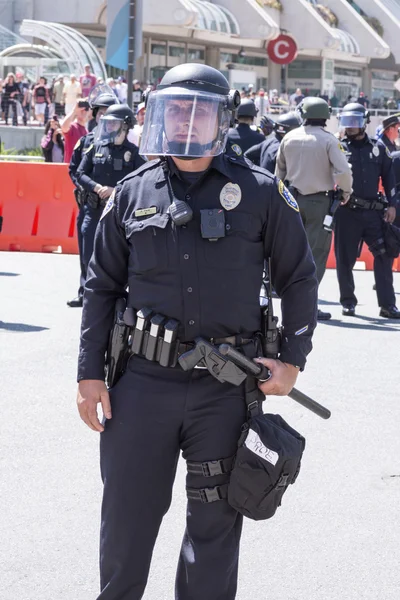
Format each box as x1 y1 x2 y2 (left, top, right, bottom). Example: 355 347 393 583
76 63 318 600
244 115 275 166
75 103 145 296
246 111 301 173
276 97 353 320
67 89 119 307
335 103 400 318
227 98 265 155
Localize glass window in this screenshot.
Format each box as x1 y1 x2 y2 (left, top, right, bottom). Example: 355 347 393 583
288 60 321 79
187 48 205 60
334 67 361 77
151 44 166 56
169 46 186 58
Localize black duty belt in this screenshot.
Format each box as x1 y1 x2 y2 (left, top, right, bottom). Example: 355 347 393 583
133 333 253 368
348 197 385 210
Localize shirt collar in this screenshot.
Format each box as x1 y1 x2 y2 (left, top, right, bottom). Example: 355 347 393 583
155 153 232 183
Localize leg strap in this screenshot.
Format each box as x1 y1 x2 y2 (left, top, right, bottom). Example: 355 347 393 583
186 455 235 477
186 484 229 504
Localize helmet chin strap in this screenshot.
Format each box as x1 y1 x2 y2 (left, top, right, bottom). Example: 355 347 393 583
167 136 219 160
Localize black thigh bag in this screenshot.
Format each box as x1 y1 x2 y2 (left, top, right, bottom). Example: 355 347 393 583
228 413 305 521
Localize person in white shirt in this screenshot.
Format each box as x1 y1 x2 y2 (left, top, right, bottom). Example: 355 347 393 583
254 89 270 124
116 77 128 103
127 102 146 147
63 75 82 114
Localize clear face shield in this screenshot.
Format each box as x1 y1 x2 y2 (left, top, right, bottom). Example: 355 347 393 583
338 112 366 132
95 116 126 145
88 83 118 107
139 88 231 158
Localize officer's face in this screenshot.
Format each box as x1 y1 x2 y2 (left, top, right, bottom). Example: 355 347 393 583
164 99 219 147
345 127 363 138
105 121 121 133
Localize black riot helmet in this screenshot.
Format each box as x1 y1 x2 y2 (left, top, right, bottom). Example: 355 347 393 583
338 102 370 130
91 93 119 119
95 103 135 144
140 63 241 158
237 98 258 119
274 111 302 137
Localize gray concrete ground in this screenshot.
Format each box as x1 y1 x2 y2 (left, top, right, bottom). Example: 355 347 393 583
1 252 399 600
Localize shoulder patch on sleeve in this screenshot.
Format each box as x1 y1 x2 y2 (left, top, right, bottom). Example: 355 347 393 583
73 138 83 151
100 190 115 221
338 142 345 153
278 180 299 212
83 143 94 155
231 143 243 156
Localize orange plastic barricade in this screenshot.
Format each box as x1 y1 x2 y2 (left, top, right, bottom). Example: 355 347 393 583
0 162 78 253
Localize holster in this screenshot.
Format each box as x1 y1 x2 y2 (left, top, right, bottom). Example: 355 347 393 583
84 191 103 209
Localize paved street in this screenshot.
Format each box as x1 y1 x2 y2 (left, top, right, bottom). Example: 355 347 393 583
1 251 399 600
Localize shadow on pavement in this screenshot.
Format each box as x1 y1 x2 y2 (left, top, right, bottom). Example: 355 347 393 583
0 272 20 277
0 321 49 332
318 317 399 332
318 299 341 306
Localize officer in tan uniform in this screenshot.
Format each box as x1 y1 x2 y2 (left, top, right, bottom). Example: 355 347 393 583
275 97 353 320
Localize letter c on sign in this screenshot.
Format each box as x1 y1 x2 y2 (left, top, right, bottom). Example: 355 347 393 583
274 40 290 60
267 35 298 65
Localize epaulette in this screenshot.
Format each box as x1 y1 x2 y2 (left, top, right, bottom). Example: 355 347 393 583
119 158 161 183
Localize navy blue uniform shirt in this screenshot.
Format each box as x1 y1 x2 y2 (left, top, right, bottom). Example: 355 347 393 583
341 135 397 207
259 133 281 174
227 124 265 154
69 131 95 187
78 154 318 381
377 134 397 154
77 139 145 192
243 140 266 166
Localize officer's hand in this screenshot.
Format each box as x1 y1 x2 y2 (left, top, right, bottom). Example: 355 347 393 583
254 358 300 397
98 186 113 200
341 192 351 205
77 380 112 432
384 206 396 224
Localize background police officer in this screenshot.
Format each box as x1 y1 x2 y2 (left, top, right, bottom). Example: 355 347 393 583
227 98 265 155
378 113 400 153
243 114 275 166
275 97 353 321
335 103 399 318
76 63 318 600
67 89 118 307
246 111 301 173
76 103 145 297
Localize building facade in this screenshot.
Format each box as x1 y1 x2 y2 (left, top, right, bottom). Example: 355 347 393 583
1 0 399 105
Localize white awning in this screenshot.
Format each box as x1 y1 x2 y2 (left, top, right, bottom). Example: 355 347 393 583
19 20 107 79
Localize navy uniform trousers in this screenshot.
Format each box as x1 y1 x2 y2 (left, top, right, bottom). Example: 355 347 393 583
99 356 248 600
79 203 103 294
334 206 395 308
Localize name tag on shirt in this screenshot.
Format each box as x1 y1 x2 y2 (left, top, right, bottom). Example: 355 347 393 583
135 207 158 217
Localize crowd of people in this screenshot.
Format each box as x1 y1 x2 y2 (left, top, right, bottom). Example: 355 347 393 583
0 65 149 127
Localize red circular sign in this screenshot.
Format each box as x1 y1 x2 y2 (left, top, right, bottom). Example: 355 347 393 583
267 35 298 65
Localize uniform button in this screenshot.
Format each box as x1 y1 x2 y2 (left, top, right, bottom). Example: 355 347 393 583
189 320 195 325
185 194 191 201
139 222 144 228
226 224 231 230
187 287 193 293
184 254 190 260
